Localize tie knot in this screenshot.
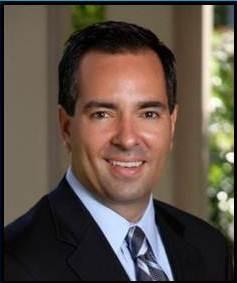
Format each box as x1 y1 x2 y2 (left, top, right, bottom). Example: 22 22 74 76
126 226 147 259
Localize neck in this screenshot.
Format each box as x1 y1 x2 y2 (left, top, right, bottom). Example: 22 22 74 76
104 197 151 223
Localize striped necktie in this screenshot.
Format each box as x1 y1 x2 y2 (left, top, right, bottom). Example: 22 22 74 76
126 226 169 281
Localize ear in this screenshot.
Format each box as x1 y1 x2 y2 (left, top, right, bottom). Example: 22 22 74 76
58 105 72 152
169 104 178 150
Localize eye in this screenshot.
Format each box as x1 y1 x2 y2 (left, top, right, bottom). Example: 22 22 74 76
143 111 160 119
90 111 110 119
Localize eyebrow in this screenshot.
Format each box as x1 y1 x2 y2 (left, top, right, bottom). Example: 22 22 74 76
136 101 167 110
83 101 117 111
83 100 167 111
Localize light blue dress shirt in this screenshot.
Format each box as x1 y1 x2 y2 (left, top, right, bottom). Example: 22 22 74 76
66 167 174 281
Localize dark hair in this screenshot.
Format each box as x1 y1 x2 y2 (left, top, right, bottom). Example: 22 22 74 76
58 21 177 115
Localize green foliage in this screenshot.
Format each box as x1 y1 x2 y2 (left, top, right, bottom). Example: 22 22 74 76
72 5 105 31
214 6 229 28
208 28 234 245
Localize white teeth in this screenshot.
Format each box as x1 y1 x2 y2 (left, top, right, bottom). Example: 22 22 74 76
109 160 143 168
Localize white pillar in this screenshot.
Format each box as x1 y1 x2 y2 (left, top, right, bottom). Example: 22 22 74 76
173 5 213 219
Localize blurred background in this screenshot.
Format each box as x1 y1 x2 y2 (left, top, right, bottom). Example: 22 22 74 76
4 5 234 247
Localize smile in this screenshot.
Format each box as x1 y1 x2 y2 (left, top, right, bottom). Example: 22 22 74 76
107 160 144 168
105 159 146 178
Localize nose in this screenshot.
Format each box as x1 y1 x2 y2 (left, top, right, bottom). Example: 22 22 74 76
111 117 139 150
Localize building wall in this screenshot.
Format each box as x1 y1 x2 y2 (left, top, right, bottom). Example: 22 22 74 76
4 5 71 225
4 6 49 224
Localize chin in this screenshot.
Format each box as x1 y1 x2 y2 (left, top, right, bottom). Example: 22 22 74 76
106 186 150 204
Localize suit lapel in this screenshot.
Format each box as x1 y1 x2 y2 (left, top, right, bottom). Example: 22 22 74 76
48 177 129 281
154 201 207 281
67 223 129 281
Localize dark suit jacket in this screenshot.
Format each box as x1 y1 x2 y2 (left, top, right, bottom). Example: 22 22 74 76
4 177 233 281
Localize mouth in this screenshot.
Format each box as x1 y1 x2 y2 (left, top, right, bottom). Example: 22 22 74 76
108 160 144 168
105 159 146 178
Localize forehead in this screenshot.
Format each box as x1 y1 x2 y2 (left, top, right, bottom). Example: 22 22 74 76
78 49 164 76
76 50 167 103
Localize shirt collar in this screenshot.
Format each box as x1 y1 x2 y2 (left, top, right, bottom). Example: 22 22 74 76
66 167 158 255
134 196 158 256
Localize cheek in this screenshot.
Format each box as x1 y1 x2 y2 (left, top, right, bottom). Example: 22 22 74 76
71 123 109 159
141 123 172 153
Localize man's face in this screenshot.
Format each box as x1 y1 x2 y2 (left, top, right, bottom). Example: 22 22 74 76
59 50 177 214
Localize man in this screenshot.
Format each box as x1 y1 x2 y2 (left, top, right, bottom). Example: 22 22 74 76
4 21 233 281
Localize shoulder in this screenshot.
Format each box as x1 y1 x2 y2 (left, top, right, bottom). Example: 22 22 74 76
153 199 233 280
4 195 53 280
4 177 70 247
153 198 228 249
5 194 51 246
5 197 48 237
4 177 82 281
